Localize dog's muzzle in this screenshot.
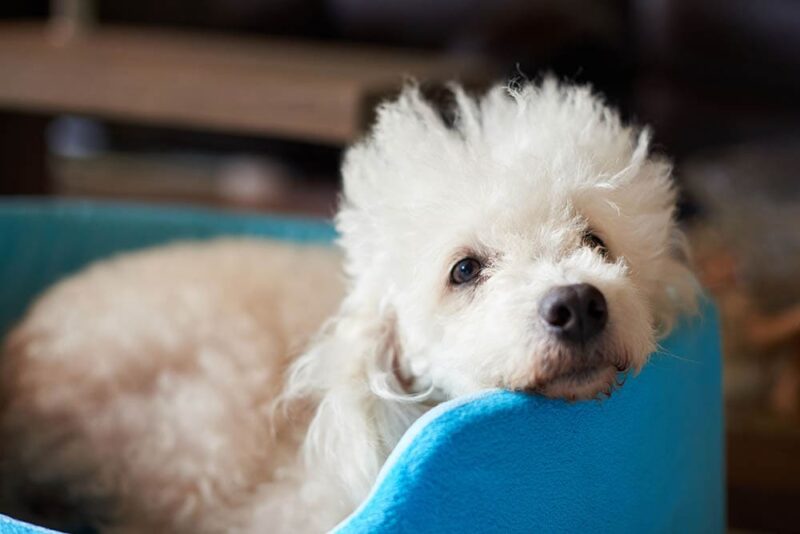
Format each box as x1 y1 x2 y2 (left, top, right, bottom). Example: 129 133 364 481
529 283 625 399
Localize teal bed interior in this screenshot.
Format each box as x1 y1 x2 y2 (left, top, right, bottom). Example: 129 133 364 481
0 199 724 533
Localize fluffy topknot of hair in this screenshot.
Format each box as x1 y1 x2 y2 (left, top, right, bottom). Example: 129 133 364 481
337 80 675 282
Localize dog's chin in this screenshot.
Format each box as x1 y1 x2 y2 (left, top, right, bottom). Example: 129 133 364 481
533 363 620 401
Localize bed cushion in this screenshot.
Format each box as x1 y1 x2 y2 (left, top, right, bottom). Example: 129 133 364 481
0 199 723 533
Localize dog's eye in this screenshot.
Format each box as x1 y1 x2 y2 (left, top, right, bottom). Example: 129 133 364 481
450 258 482 285
582 232 608 257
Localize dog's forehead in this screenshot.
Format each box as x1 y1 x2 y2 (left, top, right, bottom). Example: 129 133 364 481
430 163 591 221
393 180 584 262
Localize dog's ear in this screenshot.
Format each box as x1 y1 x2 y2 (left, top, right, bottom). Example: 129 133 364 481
651 224 700 337
279 291 427 506
610 131 700 336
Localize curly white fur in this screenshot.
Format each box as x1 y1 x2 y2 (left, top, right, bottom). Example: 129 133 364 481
0 80 698 533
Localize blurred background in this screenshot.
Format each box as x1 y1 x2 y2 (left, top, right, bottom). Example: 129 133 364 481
1 0 799 530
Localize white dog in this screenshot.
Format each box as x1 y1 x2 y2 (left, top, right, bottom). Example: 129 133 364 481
0 80 697 533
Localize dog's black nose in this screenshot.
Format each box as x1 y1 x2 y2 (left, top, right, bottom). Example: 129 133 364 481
538 283 608 343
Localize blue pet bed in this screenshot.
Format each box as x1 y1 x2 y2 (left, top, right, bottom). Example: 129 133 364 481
0 199 724 533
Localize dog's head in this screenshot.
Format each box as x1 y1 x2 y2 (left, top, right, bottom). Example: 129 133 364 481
334 80 698 402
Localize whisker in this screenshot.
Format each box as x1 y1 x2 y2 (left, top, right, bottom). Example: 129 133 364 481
654 343 700 365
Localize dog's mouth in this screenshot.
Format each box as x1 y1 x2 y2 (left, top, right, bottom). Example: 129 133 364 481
530 362 625 401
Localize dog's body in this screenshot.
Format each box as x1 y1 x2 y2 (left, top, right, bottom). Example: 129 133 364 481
0 81 698 533
1 240 347 532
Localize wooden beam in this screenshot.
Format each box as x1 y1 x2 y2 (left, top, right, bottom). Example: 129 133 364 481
0 23 489 144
